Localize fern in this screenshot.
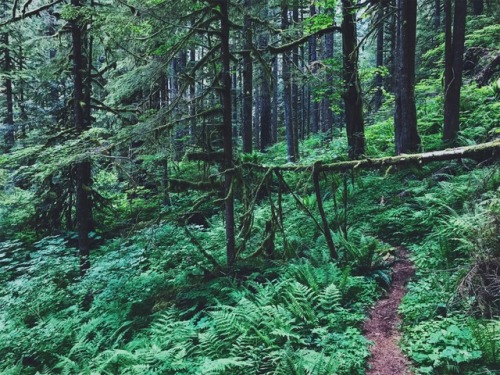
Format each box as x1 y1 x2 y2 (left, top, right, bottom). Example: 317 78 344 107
200 357 254 375
318 282 342 311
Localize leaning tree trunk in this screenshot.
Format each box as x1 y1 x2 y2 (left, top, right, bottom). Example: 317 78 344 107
219 0 236 268
394 0 421 154
341 0 365 159
443 0 467 144
71 0 93 276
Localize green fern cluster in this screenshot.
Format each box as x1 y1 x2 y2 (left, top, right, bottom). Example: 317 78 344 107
55 259 375 375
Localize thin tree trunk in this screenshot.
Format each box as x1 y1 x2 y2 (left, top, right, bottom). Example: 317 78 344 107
322 32 334 132
232 69 238 139
373 1 385 111
254 85 261 149
271 56 279 143
434 0 441 29
292 0 300 159
282 3 296 162
341 0 365 159
309 6 319 134
71 0 93 276
472 0 483 15
220 0 236 268
2 32 14 149
313 164 338 260
443 0 467 143
388 0 397 93
18 45 27 137
190 47 196 142
259 3 272 151
242 0 253 153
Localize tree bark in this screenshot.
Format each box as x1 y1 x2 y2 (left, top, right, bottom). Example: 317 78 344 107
394 0 421 154
271 56 279 143
443 0 467 144
282 3 296 162
309 4 319 134
71 0 93 276
2 32 14 149
434 0 441 29
313 164 338 260
259 3 272 151
292 0 300 159
373 1 385 112
219 0 236 268
242 6 253 154
472 0 483 15
322 31 334 132
341 0 365 159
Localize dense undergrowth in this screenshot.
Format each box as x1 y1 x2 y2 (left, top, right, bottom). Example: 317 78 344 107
1 138 498 374
1 14 500 375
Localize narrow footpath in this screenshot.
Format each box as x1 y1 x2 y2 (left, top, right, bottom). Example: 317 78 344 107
364 248 415 375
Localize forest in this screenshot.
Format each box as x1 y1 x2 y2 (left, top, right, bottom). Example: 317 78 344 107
0 0 499 374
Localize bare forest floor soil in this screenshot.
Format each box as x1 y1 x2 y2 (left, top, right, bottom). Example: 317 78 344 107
364 247 415 375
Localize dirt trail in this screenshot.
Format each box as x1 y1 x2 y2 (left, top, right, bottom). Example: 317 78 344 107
364 247 415 375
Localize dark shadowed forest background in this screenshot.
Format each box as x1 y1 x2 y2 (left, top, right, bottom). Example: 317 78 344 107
0 0 499 374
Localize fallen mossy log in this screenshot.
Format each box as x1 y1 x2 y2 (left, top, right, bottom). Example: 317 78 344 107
243 140 500 173
242 140 500 262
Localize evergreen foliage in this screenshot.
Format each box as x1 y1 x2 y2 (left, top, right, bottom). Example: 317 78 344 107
0 0 499 374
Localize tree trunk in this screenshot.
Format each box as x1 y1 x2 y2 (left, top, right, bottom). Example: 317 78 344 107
254 85 261 149
434 0 441 28
282 3 296 162
259 3 272 151
242 2 253 153
190 47 196 142
322 31 334 132
443 0 467 144
271 56 279 143
71 0 93 276
309 5 319 134
313 164 338 260
232 69 238 139
219 0 236 268
18 45 27 138
394 0 421 154
341 0 365 159
292 0 300 159
472 0 483 15
387 0 397 93
373 1 385 111
2 32 14 150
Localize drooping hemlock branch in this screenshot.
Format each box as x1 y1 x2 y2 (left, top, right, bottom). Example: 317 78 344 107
1 0 64 27
244 140 500 173
268 25 342 54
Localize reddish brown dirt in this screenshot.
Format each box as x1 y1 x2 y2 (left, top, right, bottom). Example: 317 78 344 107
364 248 415 375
